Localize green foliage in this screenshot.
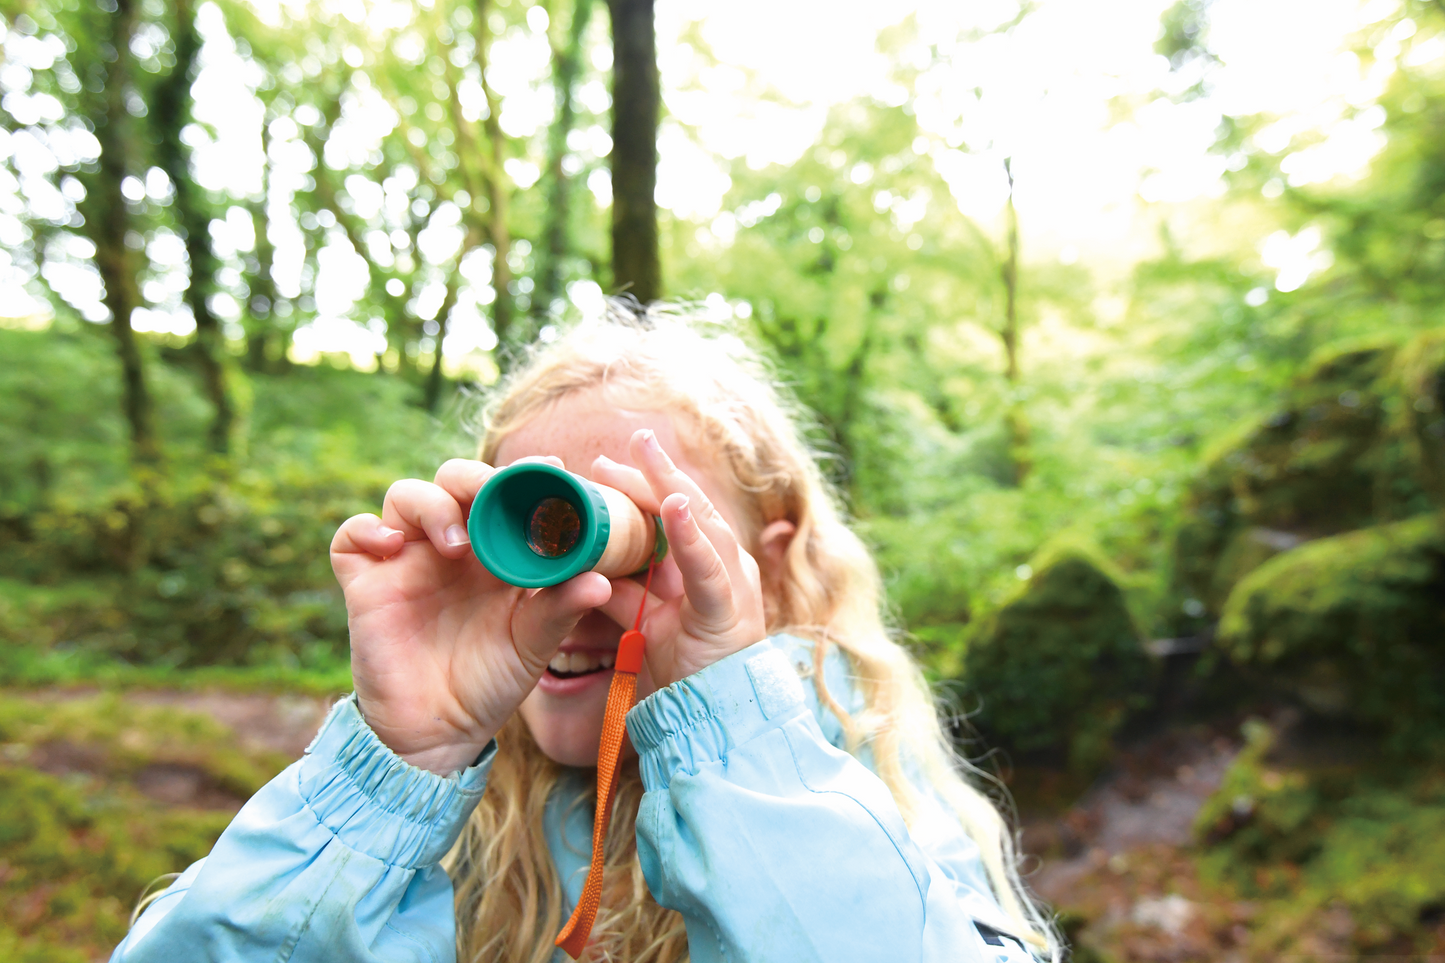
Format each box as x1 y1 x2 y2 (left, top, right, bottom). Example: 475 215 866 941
0 328 469 673
1172 331 1445 616
958 541 1155 773
1216 513 1445 748
1197 719 1445 955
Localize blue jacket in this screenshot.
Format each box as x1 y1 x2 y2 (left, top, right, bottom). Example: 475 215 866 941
111 636 1036 962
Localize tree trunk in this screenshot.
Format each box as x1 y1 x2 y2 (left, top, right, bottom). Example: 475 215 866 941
475 0 516 359
423 276 462 412
154 0 236 455
246 193 285 371
246 103 286 373
535 0 593 322
79 0 159 468
1000 157 1030 485
607 0 659 303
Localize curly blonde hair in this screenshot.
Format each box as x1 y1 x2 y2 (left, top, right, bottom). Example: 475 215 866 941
445 302 1057 963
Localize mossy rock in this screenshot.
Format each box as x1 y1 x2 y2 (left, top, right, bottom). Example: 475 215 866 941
1388 328 1445 505
1217 513 1445 747
1174 333 1445 617
960 543 1155 773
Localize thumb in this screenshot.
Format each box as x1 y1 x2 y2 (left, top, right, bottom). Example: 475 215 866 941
510 573 612 672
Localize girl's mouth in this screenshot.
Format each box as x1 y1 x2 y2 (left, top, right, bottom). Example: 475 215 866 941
545 649 616 679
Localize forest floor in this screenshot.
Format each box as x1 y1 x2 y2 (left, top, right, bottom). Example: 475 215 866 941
4 686 1418 963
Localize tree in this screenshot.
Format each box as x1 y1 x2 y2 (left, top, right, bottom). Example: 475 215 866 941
152 0 241 455
607 0 659 302
473 0 518 358
74 0 159 467
534 0 594 323
999 156 1030 484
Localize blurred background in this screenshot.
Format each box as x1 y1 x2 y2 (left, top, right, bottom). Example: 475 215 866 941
1 0 1443 958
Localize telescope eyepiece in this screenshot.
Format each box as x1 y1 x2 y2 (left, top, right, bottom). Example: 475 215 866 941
526 497 582 558
468 461 662 587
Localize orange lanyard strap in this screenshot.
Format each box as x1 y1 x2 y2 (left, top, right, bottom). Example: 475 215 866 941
555 560 655 960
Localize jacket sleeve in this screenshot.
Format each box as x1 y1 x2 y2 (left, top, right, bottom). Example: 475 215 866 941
111 695 494 963
626 637 1037 963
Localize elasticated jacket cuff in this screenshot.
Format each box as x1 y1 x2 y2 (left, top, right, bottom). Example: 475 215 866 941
296 695 495 869
627 637 806 791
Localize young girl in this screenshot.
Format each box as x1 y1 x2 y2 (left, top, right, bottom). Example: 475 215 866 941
111 305 1057 963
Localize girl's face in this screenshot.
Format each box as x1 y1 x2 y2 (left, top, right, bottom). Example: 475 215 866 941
493 387 758 767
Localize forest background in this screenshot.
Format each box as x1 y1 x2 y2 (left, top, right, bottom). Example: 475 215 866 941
1 0 1444 959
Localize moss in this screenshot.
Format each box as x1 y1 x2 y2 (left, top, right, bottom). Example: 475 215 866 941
959 541 1155 773
1387 328 1445 506
0 693 291 797
1207 526 1308 611
0 692 289 960
1173 334 1445 615
0 764 233 960
1217 514 1445 746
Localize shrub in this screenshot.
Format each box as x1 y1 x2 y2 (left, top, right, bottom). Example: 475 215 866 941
0 329 473 671
959 541 1155 773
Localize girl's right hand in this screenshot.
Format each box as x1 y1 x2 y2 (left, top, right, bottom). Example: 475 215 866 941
329 458 612 775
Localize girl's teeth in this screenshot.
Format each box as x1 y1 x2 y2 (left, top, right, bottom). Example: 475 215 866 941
547 651 612 675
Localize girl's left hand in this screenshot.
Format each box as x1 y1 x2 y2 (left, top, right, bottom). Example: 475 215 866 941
589 427 767 688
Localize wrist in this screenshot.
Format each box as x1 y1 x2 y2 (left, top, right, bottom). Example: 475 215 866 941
399 741 493 776
355 697 494 775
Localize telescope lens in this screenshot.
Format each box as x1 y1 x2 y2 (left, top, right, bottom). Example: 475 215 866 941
526 497 581 558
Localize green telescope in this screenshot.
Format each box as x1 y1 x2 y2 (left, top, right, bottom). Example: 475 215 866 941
467 462 668 588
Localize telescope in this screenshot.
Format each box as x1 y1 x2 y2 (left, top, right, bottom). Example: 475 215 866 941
467 462 668 588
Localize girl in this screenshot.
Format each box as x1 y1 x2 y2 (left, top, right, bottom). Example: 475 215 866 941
111 304 1057 963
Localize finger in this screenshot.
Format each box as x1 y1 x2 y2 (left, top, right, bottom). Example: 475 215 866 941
591 454 662 515
630 429 738 553
598 575 677 633
330 513 406 584
510 572 613 672
433 458 495 508
660 493 735 624
381 479 472 558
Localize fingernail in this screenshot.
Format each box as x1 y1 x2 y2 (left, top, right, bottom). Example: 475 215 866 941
595 453 617 467
641 429 661 452
379 526 404 539
445 524 470 547
676 496 691 523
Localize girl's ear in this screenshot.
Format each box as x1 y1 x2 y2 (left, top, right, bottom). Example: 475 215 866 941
756 519 797 622
756 519 797 576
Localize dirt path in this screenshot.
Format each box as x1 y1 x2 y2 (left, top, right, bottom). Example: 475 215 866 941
123 689 336 760
13 688 337 813
1022 729 1250 960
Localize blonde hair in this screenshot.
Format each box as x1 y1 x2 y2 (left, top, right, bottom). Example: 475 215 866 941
447 302 1058 962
